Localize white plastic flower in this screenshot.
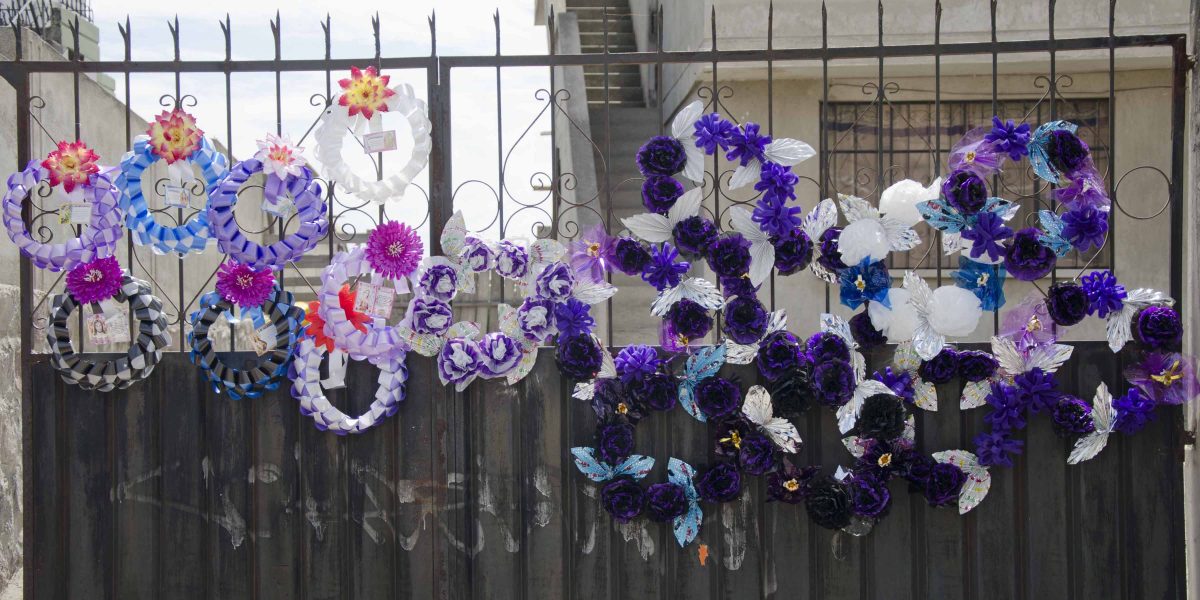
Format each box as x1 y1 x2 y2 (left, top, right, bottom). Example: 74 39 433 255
254 133 306 179
868 287 917 341
879 177 941 227
835 194 920 265
904 271 983 360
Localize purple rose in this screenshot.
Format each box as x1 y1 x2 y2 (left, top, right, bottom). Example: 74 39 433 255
757 330 804 381
645 482 689 522
556 333 604 380
773 230 813 276
817 227 847 272
696 376 741 420
1004 228 1057 281
672 216 717 257
495 240 530 279
696 462 742 503
535 261 575 302
419 264 458 302
461 236 494 272
942 168 989 215
477 332 523 378
633 372 677 411
1046 129 1090 175
600 477 645 523
516 297 556 343
641 174 684 214
739 432 780 476
723 296 768 344
1134 305 1182 351
812 360 854 407
805 477 852 529
636 135 686 176
1046 281 1089 327
706 233 752 278
596 420 636 464
923 462 967 507
1051 395 1095 437
957 350 998 383
615 345 660 382
438 338 481 388
410 295 453 336
806 332 851 363
610 237 651 276
848 474 891 518
665 299 713 341
720 275 758 303
918 348 959 384
849 310 886 350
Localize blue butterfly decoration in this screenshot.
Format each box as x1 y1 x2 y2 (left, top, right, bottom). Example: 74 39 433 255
676 344 726 422
1035 209 1074 258
952 256 1007 311
916 196 1015 235
1028 120 1077 184
668 458 703 547
571 447 655 483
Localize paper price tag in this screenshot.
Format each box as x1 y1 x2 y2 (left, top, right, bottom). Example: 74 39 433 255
370 285 395 319
353 281 377 314
362 130 397 153
253 324 276 356
163 183 190 208
67 201 91 224
86 304 130 346
261 193 295 218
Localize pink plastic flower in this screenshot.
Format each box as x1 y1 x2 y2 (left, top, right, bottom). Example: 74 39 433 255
147 109 203 163
337 66 395 120
215 261 275 308
65 256 122 304
41 141 100 193
365 221 423 280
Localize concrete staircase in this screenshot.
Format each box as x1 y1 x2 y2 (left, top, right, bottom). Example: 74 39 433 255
565 0 644 107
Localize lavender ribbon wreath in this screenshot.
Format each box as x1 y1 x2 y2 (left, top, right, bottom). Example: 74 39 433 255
289 337 408 435
208 159 328 270
117 135 228 256
3 162 124 272
316 246 408 364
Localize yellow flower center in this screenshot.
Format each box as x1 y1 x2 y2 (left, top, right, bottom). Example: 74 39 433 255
60 155 78 169
677 334 689 347
854 275 866 292
616 402 629 415
1026 315 1042 332
1151 360 1184 387
877 453 893 468
586 242 601 257
720 430 742 449
783 479 800 492
83 269 103 283
965 150 977 163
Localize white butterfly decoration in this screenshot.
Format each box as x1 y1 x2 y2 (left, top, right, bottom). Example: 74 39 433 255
802 198 840 283
834 194 921 266
891 342 939 411
821 313 866 386
903 270 984 361
650 277 725 317
742 385 802 453
724 307 787 364
728 206 776 286
931 450 992 514
1105 288 1172 353
671 100 707 184
1068 382 1116 464
837 378 894 435
727 131 816 191
572 347 618 402
990 335 1074 377
621 187 703 244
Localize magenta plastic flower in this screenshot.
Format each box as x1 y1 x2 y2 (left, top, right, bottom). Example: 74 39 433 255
65 256 122 304
1125 352 1199 406
216 261 275 308
365 221 424 280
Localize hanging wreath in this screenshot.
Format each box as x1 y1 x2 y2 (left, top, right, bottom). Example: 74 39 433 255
313 66 432 203
117 108 229 256
289 337 408 435
207 133 328 269
3 142 124 272
47 266 170 391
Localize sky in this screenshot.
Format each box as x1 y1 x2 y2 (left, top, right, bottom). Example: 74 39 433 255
91 0 554 243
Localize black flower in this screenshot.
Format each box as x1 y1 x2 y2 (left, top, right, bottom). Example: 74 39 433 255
1046 281 1089 327
957 350 998 383
556 333 604 380
696 376 741 420
852 393 907 441
767 365 814 419
739 431 781 476
923 462 967 507
805 477 853 530
1046 129 1089 175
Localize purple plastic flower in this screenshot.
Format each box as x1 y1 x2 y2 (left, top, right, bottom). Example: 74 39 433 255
1113 387 1156 435
739 432 780 476
1014 368 1059 414
850 310 886 349
1051 396 1095 437
1061 206 1108 251
754 162 798 200
1133 305 1182 351
984 381 1027 433
923 462 967 507
419 264 458 302
592 379 646 423
696 462 743 503
1046 281 1089 327
66 256 123 304
974 430 1024 468
534 261 575 302
556 333 604 380
1125 352 1198 406
1055 170 1110 209
665 298 713 342
817 227 847 272
725 122 770 167
694 113 735 154
641 243 689 291
773 231 813 276
596 420 636 464
1080 270 1126 318
942 168 989 215
554 298 595 340
461 236 494 273
706 233 752 278
752 193 803 238
410 295 453 336
438 338 481 388
984 116 1031 161
720 275 758 302
757 330 804 381
696 376 741 420
516 297 556 343
215 261 275 308
999 292 1058 350
641 174 684 214
805 477 852 529
495 240 530 279
633 372 677 411
874 367 915 403
807 331 851 363
365 221 423 280
1046 129 1090 175
645 482 689 522
957 350 999 383
712 418 753 458
672 216 717 257
615 345 661 382
1004 228 1057 281
812 360 855 407
477 332 523 378
848 473 891 518
768 464 819 504
918 349 959 385
636 135 686 176
723 296 769 344
961 211 1013 262
600 478 645 523
569 224 614 283
610 237 651 276
838 259 891 310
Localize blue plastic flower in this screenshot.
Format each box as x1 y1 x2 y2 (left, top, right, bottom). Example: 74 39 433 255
960 211 1013 262
952 256 1006 311
694 113 735 155
1061 206 1109 251
1113 387 1157 435
641 242 689 291
554 298 595 341
838 259 891 310
751 194 803 238
1079 270 1126 318
725 122 770 167
984 116 1031 162
754 162 798 200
